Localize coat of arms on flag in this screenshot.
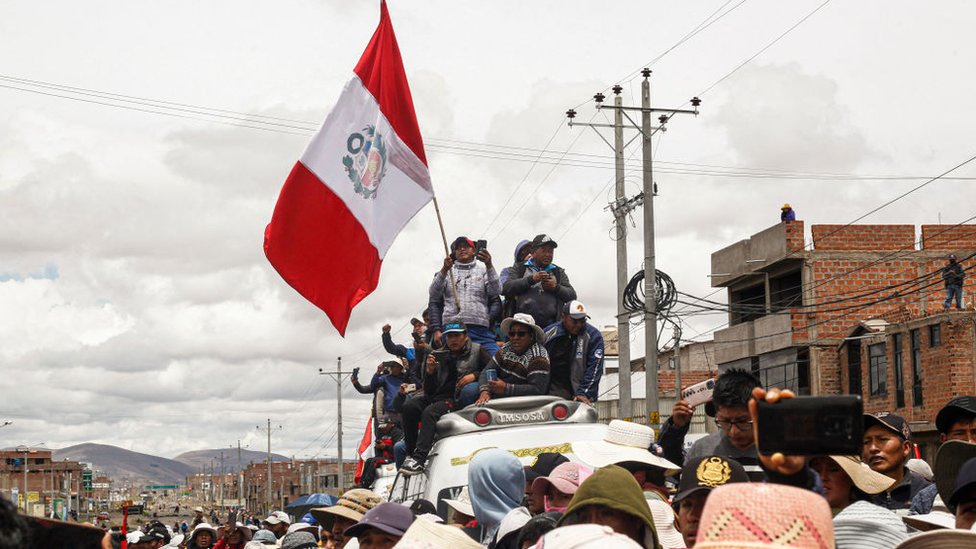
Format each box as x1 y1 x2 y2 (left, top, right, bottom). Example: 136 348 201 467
343 125 388 200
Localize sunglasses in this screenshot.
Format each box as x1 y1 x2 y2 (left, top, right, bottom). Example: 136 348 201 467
508 330 530 337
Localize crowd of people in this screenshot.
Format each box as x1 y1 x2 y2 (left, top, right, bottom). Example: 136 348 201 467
355 233 605 477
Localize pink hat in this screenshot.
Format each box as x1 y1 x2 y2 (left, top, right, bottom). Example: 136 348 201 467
695 483 834 549
531 462 582 499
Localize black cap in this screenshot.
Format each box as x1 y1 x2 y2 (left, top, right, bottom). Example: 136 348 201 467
408 498 437 517
531 234 558 249
936 396 976 434
138 523 171 544
410 317 423 327
864 412 911 441
523 452 569 483
673 455 749 503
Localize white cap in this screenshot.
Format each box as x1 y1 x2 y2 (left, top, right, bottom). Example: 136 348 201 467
565 300 589 319
264 510 291 525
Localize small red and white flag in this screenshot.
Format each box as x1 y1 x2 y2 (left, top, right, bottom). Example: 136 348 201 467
265 1 432 335
353 417 375 485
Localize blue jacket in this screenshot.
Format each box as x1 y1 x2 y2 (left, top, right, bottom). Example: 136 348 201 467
353 372 405 411
542 321 604 401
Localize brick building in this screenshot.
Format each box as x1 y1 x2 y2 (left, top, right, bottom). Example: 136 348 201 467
0 448 85 516
703 220 976 453
709 220 975 397
239 459 356 513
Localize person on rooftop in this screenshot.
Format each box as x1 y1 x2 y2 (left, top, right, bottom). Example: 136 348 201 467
429 236 502 356
502 234 577 329
474 313 551 406
780 203 796 222
943 253 965 310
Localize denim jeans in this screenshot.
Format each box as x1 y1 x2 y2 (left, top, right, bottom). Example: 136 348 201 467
393 440 406 469
945 284 963 309
466 323 499 356
456 381 481 408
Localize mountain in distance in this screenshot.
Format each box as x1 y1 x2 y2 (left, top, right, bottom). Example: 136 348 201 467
54 443 195 485
173 449 290 474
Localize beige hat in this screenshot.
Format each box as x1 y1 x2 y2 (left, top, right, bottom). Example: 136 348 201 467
893 526 976 549
309 488 383 529
572 419 680 475
216 522 252 542
443 486 473 517
827 455 895 494
395 514 484 549
646 497 686 548
501 313 546 343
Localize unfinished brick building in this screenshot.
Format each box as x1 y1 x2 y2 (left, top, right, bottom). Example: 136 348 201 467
708 220 975 434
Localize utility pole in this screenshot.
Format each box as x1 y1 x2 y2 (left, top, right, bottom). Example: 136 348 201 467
613 87 633 420
673 323 682 396
236 441 244 509
256 419 282 515
217 451 225 510
319 357 352 494
567 70 700 427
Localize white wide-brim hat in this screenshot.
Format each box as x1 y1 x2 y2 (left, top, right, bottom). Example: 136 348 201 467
501 313 546 343
572 419 680 475
646 497 686 548
443 486 474 517
828 455 895 494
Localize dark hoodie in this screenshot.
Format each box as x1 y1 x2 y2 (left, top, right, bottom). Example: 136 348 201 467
558 465 661 549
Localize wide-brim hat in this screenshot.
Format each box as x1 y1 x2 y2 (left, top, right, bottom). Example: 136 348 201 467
902 510 955 532
188 523 218 543
572 419 680 475
646 497 686 549
398 514 484 549
310 488 383 529
343 502 414 538
934 440 976 508
501 313 545 343
893 528 976 549
443 486 474 517
832 500 907 549
217 522 253 542
694 483 834 549
827 455 895 495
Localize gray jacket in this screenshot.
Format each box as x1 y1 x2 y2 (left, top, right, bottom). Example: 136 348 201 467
502 262 576 328
429 260 500 330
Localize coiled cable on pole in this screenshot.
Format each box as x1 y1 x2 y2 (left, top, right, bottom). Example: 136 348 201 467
623 268 676 316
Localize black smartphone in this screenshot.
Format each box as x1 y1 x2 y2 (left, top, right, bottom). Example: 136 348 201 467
756 395 863 455
475 239 487 256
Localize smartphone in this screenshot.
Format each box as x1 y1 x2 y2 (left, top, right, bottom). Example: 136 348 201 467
404 384 417 393
486 369 498 382
756 395 863 455
680 379 715 407
475 239 488 256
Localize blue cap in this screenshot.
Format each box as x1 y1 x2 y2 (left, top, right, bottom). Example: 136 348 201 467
443 322 466 334
301 512 317 524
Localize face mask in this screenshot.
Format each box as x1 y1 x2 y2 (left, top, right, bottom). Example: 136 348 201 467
544 495 567 514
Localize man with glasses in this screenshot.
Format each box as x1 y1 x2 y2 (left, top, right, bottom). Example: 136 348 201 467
681 368 765 480
475 313 551 405
543 300 605 405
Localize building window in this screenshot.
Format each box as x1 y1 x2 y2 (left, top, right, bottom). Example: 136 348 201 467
911 329 923 405
847 341 862 396
930 324 942 347
893 333 905 408
868 344 887 396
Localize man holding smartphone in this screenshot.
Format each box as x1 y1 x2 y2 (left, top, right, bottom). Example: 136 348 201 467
428 236 501 356
502 234 577 329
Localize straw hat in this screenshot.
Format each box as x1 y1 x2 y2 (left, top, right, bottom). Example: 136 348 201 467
309 488 383 529
826 455 895 494
695 483 834 549
832 500 907 549
646 497 686 548
902 509 955 532
935 440 976 509
531 524 643 549
892 526 976 549
443 486 474 517
217 522 253 542
500 313 546 343
396 514 484 549
572 419 680 475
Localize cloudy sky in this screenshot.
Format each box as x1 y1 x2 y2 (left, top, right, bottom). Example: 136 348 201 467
2 0 975 460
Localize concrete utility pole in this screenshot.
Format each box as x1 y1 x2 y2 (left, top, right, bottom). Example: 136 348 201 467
673 323 682 396
567 70 700 427
319 357 353 494
256 419 282 514
217 451 225 510
613 88 634 420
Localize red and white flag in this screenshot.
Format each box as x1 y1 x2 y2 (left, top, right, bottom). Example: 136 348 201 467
353 417 374 485
265 1 432 335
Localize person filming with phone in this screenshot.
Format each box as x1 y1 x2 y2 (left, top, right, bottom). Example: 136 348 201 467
502 234 577 329
428 236 501 356
351 360 407 417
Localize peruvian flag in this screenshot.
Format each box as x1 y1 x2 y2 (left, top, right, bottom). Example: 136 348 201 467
265 1 432 335
353 417 375 485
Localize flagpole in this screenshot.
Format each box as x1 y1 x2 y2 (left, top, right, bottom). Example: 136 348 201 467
431 195 461 311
